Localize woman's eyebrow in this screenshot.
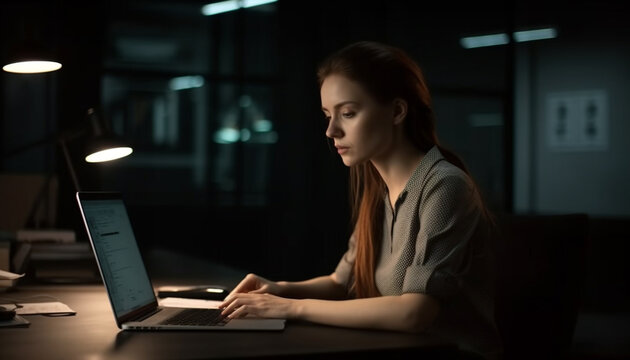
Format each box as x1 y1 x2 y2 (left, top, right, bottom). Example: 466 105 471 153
321 100 359 112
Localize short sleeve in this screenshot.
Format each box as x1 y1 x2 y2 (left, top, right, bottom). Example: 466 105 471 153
402 169 481 300
334 233 357 288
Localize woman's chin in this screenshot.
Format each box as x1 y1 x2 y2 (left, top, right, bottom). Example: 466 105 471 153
341 156 367 167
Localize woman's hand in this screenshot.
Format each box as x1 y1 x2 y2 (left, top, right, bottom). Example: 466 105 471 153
226 273 282 298
220 292 298 319
219 273 291 319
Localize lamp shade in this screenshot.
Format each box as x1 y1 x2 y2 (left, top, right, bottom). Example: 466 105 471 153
3 59 62 74
84 139 133 163
2 40 61 73
83 108 133 163
3 15 62 74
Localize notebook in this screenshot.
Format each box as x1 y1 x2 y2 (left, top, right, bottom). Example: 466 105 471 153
75 191 285 331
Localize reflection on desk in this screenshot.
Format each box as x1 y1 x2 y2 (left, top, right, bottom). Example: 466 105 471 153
0 284 461 359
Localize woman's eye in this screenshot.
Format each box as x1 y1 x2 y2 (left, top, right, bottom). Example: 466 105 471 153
342 112 354 118
323 115 331 122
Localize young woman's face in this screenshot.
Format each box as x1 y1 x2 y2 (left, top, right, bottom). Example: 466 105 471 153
320 74 397 167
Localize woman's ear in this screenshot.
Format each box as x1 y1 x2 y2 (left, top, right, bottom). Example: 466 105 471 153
392 98 408 125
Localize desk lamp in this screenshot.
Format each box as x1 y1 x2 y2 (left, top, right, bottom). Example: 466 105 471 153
82 108 132 163
5 108 133 192
54 107 133 192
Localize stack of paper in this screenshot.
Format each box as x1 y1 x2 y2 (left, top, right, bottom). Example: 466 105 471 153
0 269 24 291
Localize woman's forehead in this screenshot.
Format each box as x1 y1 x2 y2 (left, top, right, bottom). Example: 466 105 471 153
320 75 371 107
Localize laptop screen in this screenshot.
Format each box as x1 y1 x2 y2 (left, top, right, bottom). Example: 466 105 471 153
77 193 156 319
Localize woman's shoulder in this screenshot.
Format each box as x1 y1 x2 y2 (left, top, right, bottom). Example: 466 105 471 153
426 159 474 189
408 146 476 198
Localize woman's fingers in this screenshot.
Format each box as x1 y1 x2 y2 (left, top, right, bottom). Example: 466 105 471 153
227 303 250 319
230 273 258 294
221 293 254 318
219 294 237 311
222 274 262 304
220 293 291 320
248 287 267 294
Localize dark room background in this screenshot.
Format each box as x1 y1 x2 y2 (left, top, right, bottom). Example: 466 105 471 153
2 0 629 317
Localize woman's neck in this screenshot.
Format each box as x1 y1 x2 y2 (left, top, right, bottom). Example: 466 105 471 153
371 139 425 207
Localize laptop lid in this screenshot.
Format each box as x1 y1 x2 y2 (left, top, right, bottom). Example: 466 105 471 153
76 191 159 328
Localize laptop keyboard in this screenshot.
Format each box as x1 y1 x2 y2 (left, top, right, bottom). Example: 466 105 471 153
161 308 227 326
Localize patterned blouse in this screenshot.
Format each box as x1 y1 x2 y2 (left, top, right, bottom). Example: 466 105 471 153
334 146 502 359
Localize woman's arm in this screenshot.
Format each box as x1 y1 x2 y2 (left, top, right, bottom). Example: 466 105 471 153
227 273 348 300
297 292 440 332
276 273 348 300
220 291 440 333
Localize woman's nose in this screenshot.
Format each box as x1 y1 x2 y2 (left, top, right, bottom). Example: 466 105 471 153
325 117 342 138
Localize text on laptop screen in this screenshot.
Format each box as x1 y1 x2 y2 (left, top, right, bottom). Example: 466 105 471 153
81 198 155 317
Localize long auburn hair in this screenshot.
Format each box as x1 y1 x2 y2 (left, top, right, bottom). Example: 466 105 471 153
317 41 488 298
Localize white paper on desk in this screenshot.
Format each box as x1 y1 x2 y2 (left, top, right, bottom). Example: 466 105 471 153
0 269 25 280
0 301 76 315
159 297 223 309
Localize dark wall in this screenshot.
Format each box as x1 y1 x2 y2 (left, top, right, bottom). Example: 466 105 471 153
2 1 629 312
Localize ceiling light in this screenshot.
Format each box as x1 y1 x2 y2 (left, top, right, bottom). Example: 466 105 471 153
513 28 557 43
460 27 558 49
201 0 277 16
460 33 510 49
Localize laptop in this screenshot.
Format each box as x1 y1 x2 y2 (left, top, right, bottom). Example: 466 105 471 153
75 191 285 331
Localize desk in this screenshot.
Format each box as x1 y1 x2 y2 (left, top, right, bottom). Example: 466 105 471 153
0 284 460 359
0 249 460 359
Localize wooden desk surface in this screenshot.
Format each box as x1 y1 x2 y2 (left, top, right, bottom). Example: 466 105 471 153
0 248 460 359
0 284 459 359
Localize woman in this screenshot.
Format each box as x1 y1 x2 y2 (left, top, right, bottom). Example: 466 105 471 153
220 41 502 359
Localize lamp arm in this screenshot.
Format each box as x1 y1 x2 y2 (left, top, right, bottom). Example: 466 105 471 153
3 127 86 192
59 137 81 192
3 127 86 158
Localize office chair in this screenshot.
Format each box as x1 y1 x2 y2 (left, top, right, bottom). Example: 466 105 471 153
493 213 590 360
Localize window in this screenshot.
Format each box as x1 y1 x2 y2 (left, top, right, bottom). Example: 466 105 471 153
100 2 279 207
